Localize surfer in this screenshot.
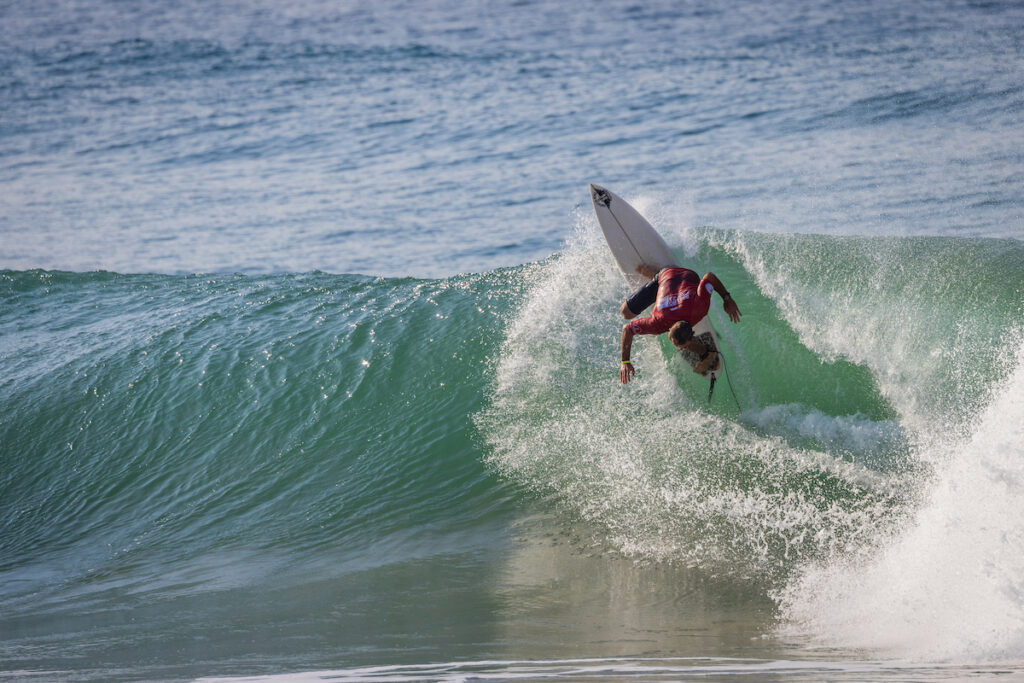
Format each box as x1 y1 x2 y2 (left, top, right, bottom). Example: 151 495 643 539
619 265 741 384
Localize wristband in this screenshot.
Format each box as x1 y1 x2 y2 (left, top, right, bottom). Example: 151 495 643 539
621 360 632 364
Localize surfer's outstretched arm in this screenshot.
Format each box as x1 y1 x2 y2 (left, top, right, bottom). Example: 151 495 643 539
619 323 635 384
698 272 742 323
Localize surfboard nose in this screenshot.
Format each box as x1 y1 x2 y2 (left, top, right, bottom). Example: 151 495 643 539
589 183 611 207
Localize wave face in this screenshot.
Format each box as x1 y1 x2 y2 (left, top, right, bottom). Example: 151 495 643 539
1 220 1022 669
0 269 523 609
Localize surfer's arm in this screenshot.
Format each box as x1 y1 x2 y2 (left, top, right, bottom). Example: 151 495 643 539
619 323 636 384
698 272 742 324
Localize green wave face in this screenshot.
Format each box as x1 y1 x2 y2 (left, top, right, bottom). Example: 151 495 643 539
0 269 524 598
715 231 1023 435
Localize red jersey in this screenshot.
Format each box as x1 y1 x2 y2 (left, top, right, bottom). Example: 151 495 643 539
628 267 711 336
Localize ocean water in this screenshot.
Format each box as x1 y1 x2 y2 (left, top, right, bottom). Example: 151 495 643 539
1 0 1022 681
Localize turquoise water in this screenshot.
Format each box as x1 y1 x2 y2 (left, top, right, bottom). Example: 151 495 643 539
2 0 1024 680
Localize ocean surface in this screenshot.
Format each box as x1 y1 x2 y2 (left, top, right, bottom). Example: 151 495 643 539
1 0 1023 681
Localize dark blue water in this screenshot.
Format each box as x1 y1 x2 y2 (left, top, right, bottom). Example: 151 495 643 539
1 1 1023 681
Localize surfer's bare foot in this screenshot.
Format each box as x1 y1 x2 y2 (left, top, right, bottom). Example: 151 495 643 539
636 264 658 280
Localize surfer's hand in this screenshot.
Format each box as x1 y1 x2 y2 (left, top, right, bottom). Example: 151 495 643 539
620 361 635 384
723 297 741 323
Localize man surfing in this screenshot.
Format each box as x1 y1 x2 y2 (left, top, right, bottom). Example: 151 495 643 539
619 264 741 384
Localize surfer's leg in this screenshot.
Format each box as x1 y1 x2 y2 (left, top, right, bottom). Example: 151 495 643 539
623 276 660 318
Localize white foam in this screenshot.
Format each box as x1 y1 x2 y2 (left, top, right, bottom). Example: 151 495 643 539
742 403 905 458
779 338 1024 662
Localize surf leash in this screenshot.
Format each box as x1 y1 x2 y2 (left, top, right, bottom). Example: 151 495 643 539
722 355 742 413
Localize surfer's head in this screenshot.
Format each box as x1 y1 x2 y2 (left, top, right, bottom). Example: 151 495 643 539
668 321 694 350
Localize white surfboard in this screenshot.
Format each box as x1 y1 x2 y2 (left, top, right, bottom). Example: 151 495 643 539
590 183 723 382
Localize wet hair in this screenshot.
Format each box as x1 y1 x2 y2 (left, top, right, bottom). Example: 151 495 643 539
668 321 694 347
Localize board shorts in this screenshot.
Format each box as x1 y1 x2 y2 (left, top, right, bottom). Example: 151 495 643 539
626 267 711 336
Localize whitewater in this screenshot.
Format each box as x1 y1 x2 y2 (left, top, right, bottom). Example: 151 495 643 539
2 0 1023 680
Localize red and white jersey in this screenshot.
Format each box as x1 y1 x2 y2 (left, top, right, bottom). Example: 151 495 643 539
628 267 712 336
